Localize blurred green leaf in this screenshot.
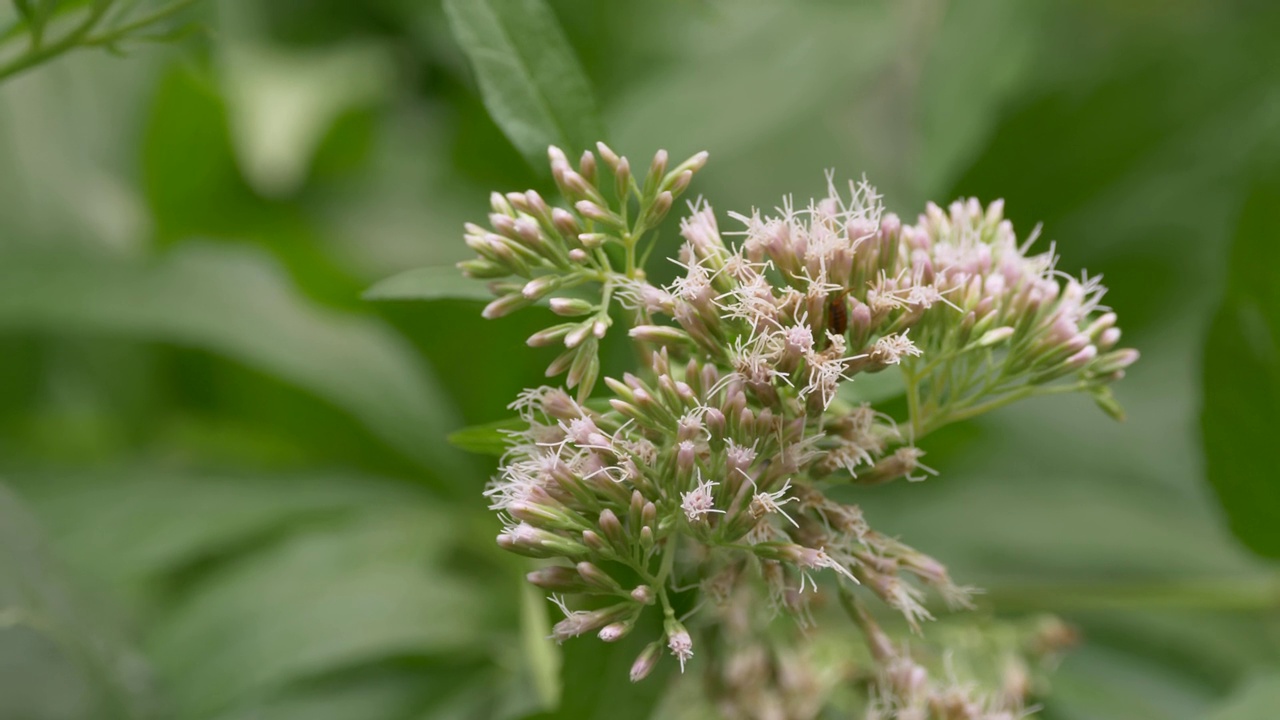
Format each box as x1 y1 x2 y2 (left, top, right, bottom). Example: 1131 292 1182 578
363 266 491 303
0 483 155 720
209 662 458 720
519 580 561 712
148 508 490 719
442 0 605 168
1201 168 1280 558
1207 673 1280 720
448 417 526 456
0 243 472 491
15 472 422 585
220 40 393 197
916 2 1043 195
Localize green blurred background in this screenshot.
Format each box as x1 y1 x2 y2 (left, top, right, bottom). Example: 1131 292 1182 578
1 1 1279 718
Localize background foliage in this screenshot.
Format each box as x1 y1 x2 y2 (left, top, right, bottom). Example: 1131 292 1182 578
0 1 1278 719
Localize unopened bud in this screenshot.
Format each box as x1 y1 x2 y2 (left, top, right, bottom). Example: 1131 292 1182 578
614 156 632 201
550 298 594 317
667 169 694 198
575 200 616 224
551 207 581 237
581 529 607 551
630 585 655 605
1094 348 1139 374
596 141 622 171
522 275 561 300
483 293 531 319
577 562 622 592
629 325 692 345
599 621 633 642
705 407 726 437
630 641 663 682
526 565 587 592
640 191 673 230
578 150 597 184
578 232 607 249
563 170 596 202
457 259 508 279
1065 344 1098 369
567 345 599 396
565 323 592 349
676 440 697 473
976 326 1015 347
669 150 709 178
490 191 515 216
598 509 625 547
551 602 633 643
1098 326 1122 350
645 149 669 195
527 323 574 347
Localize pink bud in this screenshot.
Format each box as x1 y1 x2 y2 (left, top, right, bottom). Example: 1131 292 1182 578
1065 344 1098 369
630 641 662 682
630 585 655 605
482 293 529 319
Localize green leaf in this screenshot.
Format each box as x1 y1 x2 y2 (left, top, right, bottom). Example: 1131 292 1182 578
14 472 423 585
519 580 561 712
363 265 493 303
147 508 491 719
208 661 473 720
1201 168 1280 558
219 39 393 198
442 0 605 169
0 243 472 492
448 417 527 456
0 483 155 720
1207 673 1280 720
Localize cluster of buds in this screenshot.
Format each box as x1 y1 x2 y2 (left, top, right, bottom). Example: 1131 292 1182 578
459 143 708 400
449 147 1136 716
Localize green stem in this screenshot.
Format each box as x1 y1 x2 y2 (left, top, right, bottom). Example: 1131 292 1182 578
0 0 198 83
81 0 199 47
921 381 1086 436
654 535 680 620
904 366 923 440
0 1 113 82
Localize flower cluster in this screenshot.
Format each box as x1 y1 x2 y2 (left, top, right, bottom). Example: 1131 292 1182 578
460 142 708 400
456 146 1137 717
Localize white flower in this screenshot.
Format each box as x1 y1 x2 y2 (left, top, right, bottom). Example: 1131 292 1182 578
872 331 923 366
667 629 694 672
681 470 724 523
750 479 799 527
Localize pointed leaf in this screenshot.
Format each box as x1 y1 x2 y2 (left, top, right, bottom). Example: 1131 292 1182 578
443 0 605 168
363 265 492 303
448 417 528 456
